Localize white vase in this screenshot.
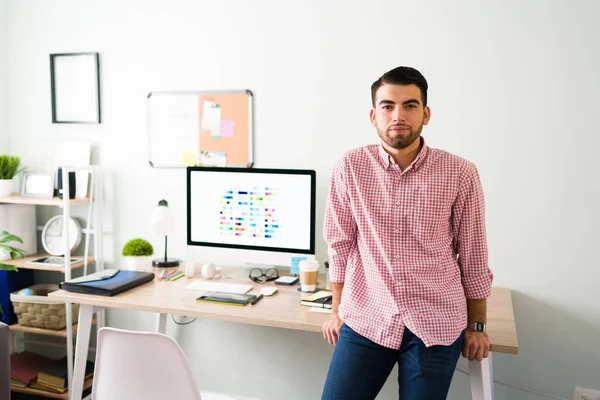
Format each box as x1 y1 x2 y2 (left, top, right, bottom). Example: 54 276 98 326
125 256 151 271
0 179 13 198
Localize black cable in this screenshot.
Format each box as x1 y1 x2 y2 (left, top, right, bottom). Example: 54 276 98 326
171 314 196 325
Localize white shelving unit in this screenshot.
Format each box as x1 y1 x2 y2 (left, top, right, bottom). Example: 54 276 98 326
1 165 104 400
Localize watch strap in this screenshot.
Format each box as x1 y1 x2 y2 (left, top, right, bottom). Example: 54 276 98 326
468 322 486 332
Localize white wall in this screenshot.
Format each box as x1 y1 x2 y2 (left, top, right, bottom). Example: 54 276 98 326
6 0 600 399
0 0 8 154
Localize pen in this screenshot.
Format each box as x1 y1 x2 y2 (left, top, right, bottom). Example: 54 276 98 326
168 272 185 282
250 294 263 305
164 270 179 280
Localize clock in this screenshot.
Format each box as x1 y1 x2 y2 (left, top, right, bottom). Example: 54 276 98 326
41 216 82 256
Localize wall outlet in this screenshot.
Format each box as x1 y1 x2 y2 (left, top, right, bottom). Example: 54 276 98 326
573 387 600 400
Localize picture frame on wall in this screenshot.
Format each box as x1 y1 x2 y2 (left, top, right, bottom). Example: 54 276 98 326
50 52 101 124
20 172 55 198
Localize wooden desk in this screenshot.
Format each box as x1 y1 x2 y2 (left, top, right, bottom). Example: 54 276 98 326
50 278 517 400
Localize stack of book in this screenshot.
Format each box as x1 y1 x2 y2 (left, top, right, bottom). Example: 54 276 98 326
10 351 94 394
31 356 95 394
10 351 54 388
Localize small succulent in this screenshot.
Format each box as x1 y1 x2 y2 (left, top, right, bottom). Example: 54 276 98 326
122 238 154 257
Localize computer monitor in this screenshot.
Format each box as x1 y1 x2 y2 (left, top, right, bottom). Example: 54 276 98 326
186 167 316 269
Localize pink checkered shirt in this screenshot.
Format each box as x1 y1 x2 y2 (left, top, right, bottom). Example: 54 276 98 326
324 139 493 349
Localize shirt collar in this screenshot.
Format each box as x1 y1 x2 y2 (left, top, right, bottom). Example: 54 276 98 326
378 137 429 172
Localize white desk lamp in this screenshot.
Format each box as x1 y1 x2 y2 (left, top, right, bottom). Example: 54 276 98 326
149 199 179 268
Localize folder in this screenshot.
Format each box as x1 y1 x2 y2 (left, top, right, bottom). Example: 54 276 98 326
59 269 154 296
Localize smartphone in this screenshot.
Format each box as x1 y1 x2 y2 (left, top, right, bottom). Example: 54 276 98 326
274 276 299 285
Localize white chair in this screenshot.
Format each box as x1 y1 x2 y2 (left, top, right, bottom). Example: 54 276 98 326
92 327 246 400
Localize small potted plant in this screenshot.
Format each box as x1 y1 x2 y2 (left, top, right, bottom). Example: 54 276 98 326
0 231 27 321
0 155 23 198
122 238 154 271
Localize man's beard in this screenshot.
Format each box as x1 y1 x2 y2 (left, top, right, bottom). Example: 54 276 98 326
378 122 424 150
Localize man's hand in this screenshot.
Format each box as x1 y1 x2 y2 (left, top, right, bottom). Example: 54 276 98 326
462 329 490 361
322 312 344 345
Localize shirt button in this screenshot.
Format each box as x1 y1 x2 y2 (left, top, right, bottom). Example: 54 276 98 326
397 281 403 287
395 255 400 260
396 201 401 206
394 229 399 233
400 307 406 312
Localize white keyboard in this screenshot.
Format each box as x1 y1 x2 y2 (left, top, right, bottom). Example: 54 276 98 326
185 280 253 294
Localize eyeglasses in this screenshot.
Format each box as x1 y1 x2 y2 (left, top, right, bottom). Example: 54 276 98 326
249 268 279 283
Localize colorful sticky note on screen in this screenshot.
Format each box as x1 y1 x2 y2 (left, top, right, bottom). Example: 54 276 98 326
290 256 307 275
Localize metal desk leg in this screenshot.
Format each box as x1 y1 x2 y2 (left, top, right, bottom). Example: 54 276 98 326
157 313 167 334
469 353 494 400
70 304 104 400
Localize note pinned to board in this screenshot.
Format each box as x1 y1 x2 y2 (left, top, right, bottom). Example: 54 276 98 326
197 151 226 167
220 120 235 137
182 151 196 166
210 104 221 139
200 101 214 131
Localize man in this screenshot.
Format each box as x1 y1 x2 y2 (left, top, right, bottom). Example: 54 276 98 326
321 66 494 400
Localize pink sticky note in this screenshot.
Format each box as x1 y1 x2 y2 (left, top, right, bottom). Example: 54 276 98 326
220 120 235 137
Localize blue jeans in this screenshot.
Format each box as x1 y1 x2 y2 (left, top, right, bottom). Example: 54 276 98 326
321 325 464 400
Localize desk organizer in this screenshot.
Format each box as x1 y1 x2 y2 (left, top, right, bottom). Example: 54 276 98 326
10 284 79 329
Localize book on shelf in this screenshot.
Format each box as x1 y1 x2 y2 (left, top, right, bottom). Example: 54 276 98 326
10 378 29 388
30 379 68 394
10 351 55 387
30 377 94 394
300 290 333 308
37 356 94 389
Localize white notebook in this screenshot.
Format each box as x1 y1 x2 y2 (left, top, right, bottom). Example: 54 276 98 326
185 280 253 294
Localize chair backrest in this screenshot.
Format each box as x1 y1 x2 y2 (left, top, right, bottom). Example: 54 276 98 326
92 327 202 400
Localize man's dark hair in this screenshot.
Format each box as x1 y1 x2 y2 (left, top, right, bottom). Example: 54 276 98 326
371 66 428 107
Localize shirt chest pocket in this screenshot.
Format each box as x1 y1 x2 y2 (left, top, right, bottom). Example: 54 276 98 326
406 182 453 247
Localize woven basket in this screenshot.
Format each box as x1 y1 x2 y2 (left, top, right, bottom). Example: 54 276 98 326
10 284 79 330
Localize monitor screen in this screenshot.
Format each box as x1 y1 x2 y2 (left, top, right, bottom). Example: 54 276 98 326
187 167 316 264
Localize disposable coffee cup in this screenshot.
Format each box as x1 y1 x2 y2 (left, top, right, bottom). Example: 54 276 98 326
299 260 319 292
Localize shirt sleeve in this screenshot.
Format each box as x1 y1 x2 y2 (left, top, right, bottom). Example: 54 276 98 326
452 162 494 299
323 156 357 283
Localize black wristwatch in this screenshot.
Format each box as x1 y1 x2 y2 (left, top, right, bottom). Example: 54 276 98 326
467 322 486 332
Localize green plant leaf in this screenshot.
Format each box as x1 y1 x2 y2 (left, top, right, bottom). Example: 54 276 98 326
0 155 21 180
0 234 24 244
1 244 26 254
10 249 27 259
0 263 17 272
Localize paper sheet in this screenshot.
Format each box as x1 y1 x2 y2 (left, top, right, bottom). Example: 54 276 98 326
309 307 332 313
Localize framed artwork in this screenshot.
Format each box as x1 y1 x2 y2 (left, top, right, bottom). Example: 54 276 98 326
20 172 55 198
50 52 101 124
